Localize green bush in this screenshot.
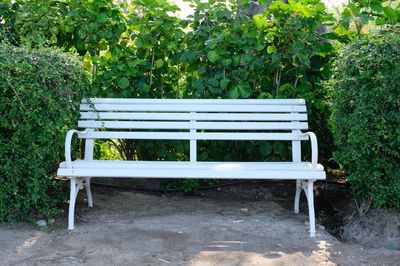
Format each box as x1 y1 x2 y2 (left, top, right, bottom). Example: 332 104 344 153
0 0 19 45
329 29 400 209
0 43 88 221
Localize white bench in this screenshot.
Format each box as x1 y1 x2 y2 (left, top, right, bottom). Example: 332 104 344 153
57 98 326 237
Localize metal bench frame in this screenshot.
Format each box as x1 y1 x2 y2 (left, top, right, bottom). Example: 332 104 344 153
57 98 326 237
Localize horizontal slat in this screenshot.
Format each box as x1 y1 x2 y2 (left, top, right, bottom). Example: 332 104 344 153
78 121 308 130
80 112 308 121
80 104 306 112
83 98 306 105
57 168 325 179
60 160 324 171
79 131 309 141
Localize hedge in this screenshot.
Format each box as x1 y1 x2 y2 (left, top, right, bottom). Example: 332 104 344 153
0 43 88 221
329 29 400 209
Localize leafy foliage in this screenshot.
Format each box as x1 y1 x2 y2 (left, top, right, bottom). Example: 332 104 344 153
329 29 400 209
333 0 400 40
0 44 88 221
1 0 399 199
180 0 335 163
0 0 19 44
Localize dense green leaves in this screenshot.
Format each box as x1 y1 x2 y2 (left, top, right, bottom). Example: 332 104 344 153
0 44 88 221
329 29 400 209
0 0 19 44
1 0 336 194
1 0 399 198
333 0 400 40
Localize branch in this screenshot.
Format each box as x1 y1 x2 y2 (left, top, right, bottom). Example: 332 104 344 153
149 47 155 91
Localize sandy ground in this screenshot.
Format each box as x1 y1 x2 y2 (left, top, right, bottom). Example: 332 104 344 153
1 183 399 266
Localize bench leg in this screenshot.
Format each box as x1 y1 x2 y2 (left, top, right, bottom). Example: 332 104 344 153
305 180 316 237
294 179 301 214
294 180 316 237
68 177 83 230
83 177 93 208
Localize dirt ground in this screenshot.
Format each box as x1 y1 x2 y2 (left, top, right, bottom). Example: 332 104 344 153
1 182 399 266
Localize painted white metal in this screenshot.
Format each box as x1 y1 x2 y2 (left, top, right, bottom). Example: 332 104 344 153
307 180 316 237
80 132 309 141
59 98 325 237
68 177 83 230
190 112 197 162
59 161 325 171
58 167 325 179
296 131 318 169
68 178 76 230
84 129 94 161
64 129 89 168
80 103 307 112
77 121 309 130
80 112 308 121
83 98 306 105
294 179 302 214
84 177 93 208
293 180 316 236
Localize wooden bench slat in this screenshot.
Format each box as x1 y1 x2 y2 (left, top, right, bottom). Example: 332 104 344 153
77 121 308 130
80 131 309 141
79 112 308 121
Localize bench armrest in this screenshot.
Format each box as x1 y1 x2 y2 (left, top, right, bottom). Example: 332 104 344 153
65 129 89 168
296 131 318 169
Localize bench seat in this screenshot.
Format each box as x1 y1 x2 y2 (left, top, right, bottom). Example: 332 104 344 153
58 160 325 179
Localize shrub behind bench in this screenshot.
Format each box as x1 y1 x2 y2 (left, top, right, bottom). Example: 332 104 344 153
329 29 400 210
0 44 88 221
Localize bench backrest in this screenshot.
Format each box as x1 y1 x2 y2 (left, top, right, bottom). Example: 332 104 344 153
79 98 309 161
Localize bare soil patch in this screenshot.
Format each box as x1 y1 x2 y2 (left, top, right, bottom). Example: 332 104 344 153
1 181 399 265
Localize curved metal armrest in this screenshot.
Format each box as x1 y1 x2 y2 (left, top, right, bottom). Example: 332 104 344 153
65 129 89 168
297 131 318 169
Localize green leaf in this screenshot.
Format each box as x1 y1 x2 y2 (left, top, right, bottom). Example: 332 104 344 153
232 55 241 66
193 80 204 92
383 6 398 22
375 17 385 26
118 77 130 89
228 87 240 99
314 2 325 13
220 78 230 90
273 142 285 155
141 83 149 93
292 41 305 53
208 78 219 87
260 143 272 156
256 39 265 51
207 50 220 63
105 31 113 39
155 59 164 68
198 65 206 74
98 13 108 23
253 14 268 28
228 82 251 99
78 29 86 39
209 85 222 94
99 42 108 51
223 59 232 66
271 53 281 62
267 45 277 54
